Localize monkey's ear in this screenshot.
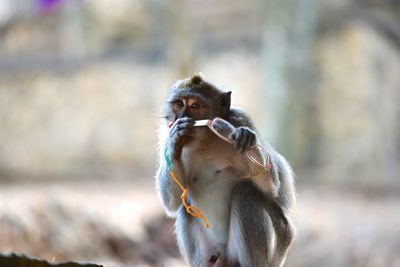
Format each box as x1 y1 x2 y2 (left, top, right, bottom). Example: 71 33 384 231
221 91 231 115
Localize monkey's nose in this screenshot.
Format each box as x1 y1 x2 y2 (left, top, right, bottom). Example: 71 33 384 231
177 109 189 119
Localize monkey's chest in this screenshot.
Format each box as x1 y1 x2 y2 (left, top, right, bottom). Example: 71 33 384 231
188 160 244 245
182 139 250 244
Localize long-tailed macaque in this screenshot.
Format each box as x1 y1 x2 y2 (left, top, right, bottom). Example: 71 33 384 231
156 74 295 267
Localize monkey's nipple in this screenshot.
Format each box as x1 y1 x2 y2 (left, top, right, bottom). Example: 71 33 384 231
208 253 219 264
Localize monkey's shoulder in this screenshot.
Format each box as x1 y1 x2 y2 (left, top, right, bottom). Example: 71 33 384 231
227 106 254 128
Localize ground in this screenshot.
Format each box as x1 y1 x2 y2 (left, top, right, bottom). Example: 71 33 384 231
0 180 399 267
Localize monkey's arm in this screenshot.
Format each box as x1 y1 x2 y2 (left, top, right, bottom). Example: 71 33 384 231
227 107 255 129
156 117 194 217
267 149 296 210
227 107 291 198
156 160 184 217
227 107 257 155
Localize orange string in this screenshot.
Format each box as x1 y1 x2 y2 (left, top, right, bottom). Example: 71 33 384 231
164 145 271 229
168 170 209 228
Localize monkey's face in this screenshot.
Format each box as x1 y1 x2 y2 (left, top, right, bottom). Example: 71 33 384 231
165 74 232 124
169 96 210 121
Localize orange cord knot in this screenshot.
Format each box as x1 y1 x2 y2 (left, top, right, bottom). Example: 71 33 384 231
167 170 209 229
181 189 209 228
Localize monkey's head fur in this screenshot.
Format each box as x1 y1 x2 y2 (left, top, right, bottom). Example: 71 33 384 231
164 73 232 122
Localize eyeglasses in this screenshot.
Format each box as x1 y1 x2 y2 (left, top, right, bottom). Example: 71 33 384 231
194 117 271 173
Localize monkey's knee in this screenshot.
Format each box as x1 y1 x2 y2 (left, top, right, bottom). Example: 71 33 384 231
229 181 273 266
276 215 295 253
230 181 295 266
271 219 295 267
266 203 295 267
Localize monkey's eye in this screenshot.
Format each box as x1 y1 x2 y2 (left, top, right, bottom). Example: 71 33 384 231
173 100 184 108
191 103 200 110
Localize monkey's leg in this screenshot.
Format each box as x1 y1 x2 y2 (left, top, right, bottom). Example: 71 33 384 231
227 180 273 267
268 201 295 267
175 207 200 267
227 181 294 267
176 207 223 267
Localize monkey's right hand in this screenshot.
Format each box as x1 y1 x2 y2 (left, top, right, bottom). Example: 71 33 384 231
168 117 195 160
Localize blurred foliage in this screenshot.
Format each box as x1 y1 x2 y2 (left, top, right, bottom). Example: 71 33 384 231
0 253 103 267
0 0 399 190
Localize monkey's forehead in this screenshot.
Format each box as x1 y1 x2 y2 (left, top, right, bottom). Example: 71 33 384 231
167 90 210 103
169 77 225 100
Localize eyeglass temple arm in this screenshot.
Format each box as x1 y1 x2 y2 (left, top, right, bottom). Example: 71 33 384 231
193 119 210 127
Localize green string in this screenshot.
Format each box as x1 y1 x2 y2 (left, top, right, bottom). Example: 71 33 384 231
164 146 172 169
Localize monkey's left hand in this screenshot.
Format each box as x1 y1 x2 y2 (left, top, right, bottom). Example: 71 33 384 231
231 126 257 154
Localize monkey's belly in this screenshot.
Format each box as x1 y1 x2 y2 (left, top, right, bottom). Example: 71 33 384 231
189 166 241 245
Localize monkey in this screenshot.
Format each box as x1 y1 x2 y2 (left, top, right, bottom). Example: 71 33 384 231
156 74 295 267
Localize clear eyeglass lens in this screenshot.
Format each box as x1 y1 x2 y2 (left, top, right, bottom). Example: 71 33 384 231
246 146 269 167
210 118 236 141
210 118 269 169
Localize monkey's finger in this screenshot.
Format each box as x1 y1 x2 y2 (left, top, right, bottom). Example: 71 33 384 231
229 131 238 142
169 121 180 133
241 132 251 154
248 133 256 148
177 121 195 130
176 117 195 125
234 128 244 151
243 134 253 151
233 129 241 151
236 128 248 154
169 117 194 132
169 126 179 138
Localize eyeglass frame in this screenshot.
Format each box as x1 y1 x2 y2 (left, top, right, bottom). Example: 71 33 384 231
194 117 271 171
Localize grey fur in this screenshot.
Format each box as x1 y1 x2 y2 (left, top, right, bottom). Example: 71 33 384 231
156 75 296 267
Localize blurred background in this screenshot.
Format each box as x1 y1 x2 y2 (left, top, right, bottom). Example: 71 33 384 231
0 0 399 266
